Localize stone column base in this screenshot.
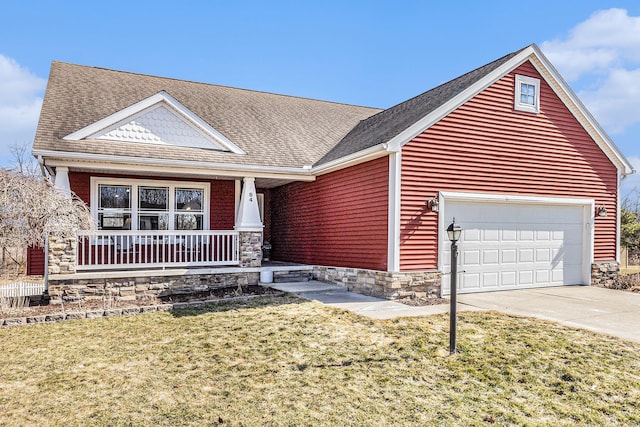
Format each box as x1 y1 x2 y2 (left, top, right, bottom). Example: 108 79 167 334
591 261 620 288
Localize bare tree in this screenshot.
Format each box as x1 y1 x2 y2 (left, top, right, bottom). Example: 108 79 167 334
9 142 39 176
0 170 94 250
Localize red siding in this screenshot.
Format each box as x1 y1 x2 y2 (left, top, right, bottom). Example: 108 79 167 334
68 172 236 230
27 246 45 276
400 61 619 271
210 180 235 230
271 156 389 270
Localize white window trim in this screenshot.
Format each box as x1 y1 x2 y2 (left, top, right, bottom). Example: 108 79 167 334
257 193 265 223
91 177 210 231
514 74 540 113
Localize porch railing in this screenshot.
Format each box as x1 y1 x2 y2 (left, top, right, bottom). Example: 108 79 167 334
76 230 239 271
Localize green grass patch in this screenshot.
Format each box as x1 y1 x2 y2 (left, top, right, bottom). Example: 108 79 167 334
1 295 640 426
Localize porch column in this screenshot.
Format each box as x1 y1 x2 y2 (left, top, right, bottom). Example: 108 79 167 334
235 177 263 268
54 166 71 198
47 235 77 275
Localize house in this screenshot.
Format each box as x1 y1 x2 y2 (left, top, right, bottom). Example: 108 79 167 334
30 44 634 304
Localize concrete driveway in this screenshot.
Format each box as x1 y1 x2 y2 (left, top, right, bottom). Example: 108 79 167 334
458 286 640 343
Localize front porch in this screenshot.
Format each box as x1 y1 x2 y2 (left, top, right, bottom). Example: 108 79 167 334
47 236 315 305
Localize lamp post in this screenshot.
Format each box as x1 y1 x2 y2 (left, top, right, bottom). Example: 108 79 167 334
447 218 462 355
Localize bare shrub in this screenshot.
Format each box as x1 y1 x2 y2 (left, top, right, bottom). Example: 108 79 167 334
618 273 640 293
0 169 94 250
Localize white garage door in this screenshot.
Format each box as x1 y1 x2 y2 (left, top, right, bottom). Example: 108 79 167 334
441 200 588 294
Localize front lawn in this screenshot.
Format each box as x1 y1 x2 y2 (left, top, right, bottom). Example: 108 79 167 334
1 295 639 426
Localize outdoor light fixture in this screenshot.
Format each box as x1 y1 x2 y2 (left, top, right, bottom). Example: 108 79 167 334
447 219 462 242
596 204 608 217
447 218 462 355
426 197 439 212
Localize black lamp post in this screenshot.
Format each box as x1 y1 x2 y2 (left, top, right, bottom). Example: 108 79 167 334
447 218 462 355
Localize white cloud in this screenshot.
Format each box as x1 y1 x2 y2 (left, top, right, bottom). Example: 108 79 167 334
541 8 640 135
541 8 640 81
578 68 640 133
0 54 46 166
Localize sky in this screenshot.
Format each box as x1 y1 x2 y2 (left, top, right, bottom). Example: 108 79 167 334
1 1 639 196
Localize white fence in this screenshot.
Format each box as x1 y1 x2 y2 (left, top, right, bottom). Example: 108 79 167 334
0 281 45 297
76 230 240 271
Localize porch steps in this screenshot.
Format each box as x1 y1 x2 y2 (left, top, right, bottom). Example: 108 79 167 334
272 270 313 283
265 281 347 295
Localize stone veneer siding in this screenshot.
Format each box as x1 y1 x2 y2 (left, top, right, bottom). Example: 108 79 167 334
48 236 77 275
239 231 263 267
48 272 260 305
313 266 442 299
591 261 620 288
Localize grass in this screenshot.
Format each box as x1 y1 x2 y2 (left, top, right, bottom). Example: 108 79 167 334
1 295 640 426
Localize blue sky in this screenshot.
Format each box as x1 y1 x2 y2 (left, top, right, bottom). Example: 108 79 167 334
1 1 639 195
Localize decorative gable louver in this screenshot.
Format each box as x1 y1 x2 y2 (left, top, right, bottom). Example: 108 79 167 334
64 91 245 154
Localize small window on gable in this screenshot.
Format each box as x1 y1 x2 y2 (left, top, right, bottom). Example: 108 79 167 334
514 75 540 113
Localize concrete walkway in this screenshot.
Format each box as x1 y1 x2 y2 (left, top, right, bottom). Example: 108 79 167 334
268 281 475 319
268 281 640 343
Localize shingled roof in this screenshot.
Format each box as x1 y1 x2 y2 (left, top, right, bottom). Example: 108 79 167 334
315 47 526 165
33 62 381 169
34 47 528 170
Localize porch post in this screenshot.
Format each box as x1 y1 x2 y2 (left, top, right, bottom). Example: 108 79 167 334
54 166 71 198
235 177 263 268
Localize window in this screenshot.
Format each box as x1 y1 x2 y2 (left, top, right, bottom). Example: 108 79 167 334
175 188 204 230
139 186 169 230
92 178 209 231
98 184 131 230
514 75 540 113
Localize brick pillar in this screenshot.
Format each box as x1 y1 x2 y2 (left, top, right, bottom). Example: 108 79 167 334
239 231 263 268
48 235 77 275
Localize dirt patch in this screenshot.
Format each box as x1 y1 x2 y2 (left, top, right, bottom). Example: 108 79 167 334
0 285 278 319
396 296 449 307
160 285 281 303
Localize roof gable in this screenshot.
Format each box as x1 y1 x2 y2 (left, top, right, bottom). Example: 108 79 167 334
316 44 633 176
63 91 246 154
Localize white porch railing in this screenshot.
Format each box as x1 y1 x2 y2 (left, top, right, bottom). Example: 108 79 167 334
76 230 239 271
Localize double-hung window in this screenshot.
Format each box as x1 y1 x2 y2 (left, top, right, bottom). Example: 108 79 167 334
98 184 132 230
93 178 209 231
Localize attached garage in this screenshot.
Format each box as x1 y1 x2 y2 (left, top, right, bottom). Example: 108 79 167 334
440 193 594 294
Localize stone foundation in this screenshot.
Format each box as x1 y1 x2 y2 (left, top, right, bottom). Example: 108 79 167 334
48 271 260 305
591 261 620 288
313 266 442 299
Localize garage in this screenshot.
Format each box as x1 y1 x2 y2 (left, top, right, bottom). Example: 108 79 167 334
440 193 593 294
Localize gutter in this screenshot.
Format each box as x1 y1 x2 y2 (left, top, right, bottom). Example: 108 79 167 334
34 143 397 180
32 149 318 183
310 143 395 176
